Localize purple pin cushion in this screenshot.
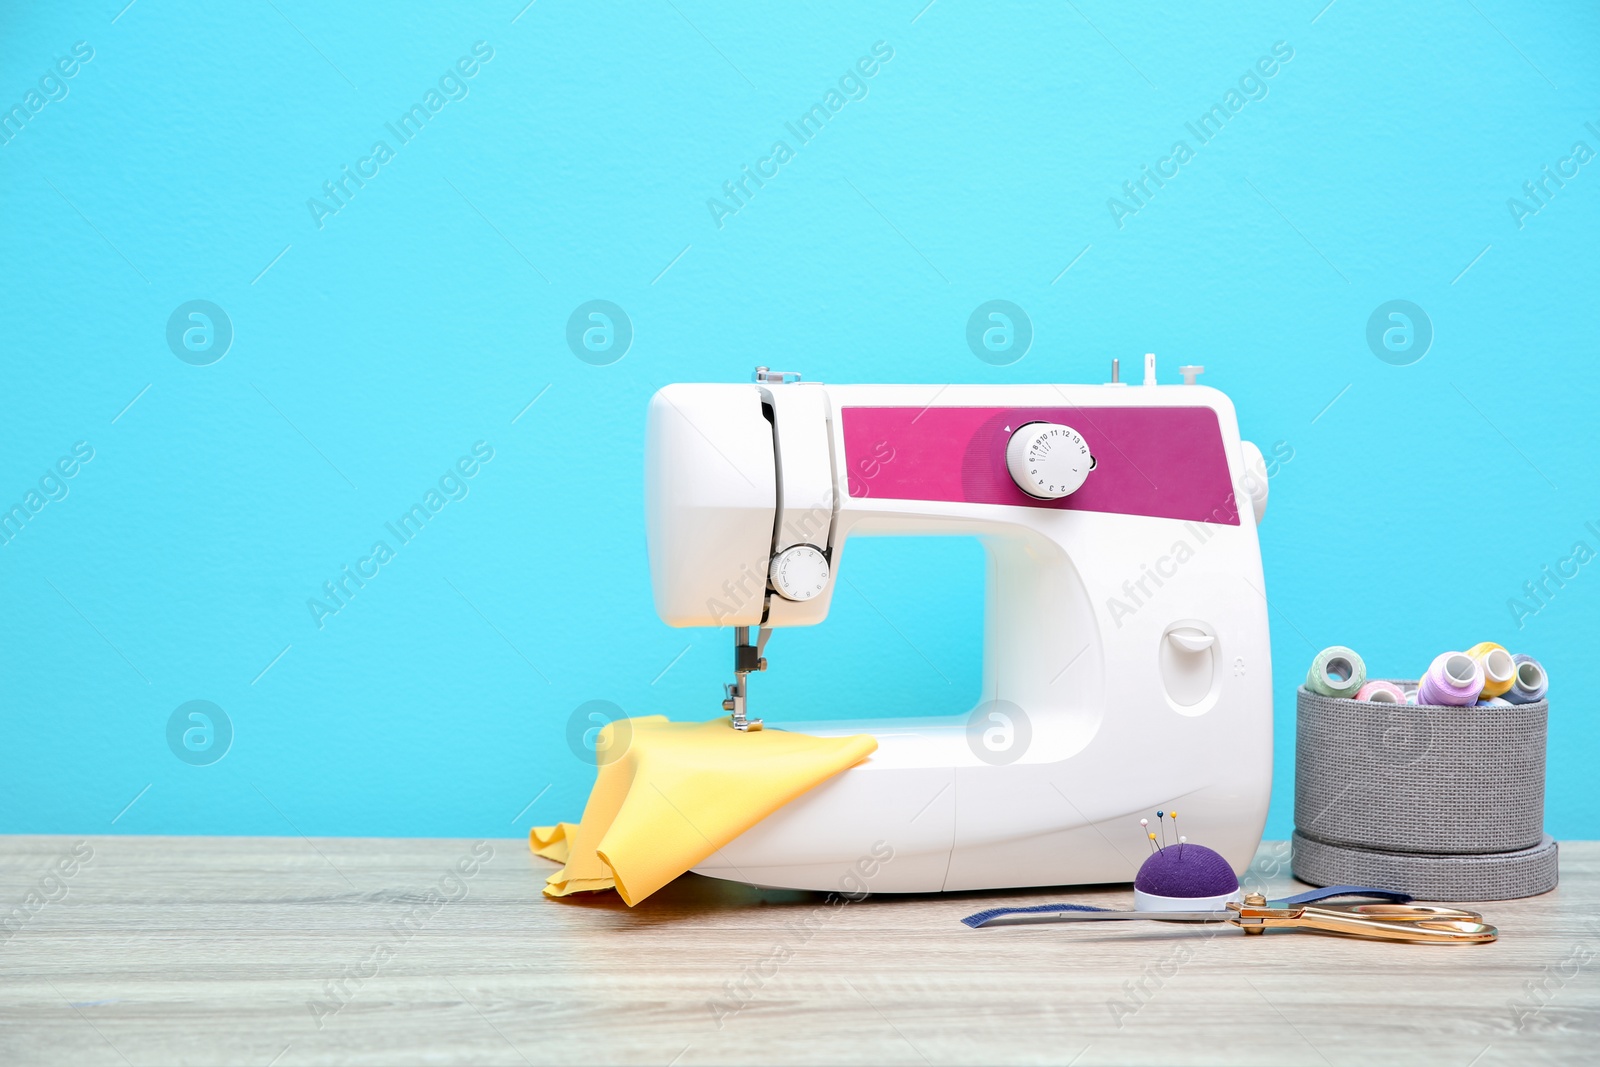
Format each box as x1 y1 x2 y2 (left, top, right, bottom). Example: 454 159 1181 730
1134 843 1242 911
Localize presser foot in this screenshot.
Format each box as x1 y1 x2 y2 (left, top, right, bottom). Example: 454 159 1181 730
722 626 770 731
722 682 764 731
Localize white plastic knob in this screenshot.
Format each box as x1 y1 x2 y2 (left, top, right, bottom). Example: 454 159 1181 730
1005 423 1094 500
769 545 829 601
1168 627 1215 652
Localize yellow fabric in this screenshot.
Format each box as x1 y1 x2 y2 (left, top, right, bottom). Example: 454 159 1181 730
531 716 876 906
1467 641 1515 698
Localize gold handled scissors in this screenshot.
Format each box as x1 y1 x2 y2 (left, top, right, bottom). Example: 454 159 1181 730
971 893 1496 943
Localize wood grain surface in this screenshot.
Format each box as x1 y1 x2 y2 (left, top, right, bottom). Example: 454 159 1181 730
0 836 1594 1065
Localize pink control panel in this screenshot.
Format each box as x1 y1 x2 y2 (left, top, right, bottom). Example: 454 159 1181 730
840 405 1240 525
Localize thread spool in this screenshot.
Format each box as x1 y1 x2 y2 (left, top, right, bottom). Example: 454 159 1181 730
1416 651 1485 706
1306 646 1366 699
1476 697 1512 707
1355 680 1406 704
1506 654 1548 704
1466 642 1516 699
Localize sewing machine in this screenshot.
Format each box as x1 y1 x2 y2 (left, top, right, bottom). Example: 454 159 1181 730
644 358 1273 893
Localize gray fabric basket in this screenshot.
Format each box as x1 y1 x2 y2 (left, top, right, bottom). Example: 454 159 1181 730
1292 832 1559 902
1294 683 1547 855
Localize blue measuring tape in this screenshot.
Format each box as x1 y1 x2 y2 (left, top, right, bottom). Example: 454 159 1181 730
959 885 1412 928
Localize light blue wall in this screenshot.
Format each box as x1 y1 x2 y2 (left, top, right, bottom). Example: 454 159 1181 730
2 2 1595 843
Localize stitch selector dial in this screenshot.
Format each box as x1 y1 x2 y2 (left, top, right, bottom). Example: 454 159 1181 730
769 545 829 601
1005 422 1095 499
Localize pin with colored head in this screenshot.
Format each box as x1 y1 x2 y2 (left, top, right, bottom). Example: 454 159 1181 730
1157 811 1167 849
1140 818 1151 853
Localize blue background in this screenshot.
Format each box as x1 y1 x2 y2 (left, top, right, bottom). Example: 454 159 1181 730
2 2 1596 843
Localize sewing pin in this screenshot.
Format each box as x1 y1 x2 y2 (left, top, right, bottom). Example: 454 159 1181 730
1140 818 1151 853
1148 831 1159 853
1179 834 1187 858
1170 810 1178 851
1157 811 1167 849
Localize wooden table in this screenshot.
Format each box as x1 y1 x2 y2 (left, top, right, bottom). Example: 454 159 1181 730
1 836 1593 1065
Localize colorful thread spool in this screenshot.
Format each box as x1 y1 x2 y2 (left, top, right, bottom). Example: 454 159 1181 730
1306 646 1366 699
1355 680 1407 704
1506 654 1549 704
1416 651 1485 706
1466 642 1516 699
1476 697 1512 707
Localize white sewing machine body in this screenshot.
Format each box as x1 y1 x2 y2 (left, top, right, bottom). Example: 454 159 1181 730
645 365 1273 894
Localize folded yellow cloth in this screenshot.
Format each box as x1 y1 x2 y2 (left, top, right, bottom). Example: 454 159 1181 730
531 716 876 906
